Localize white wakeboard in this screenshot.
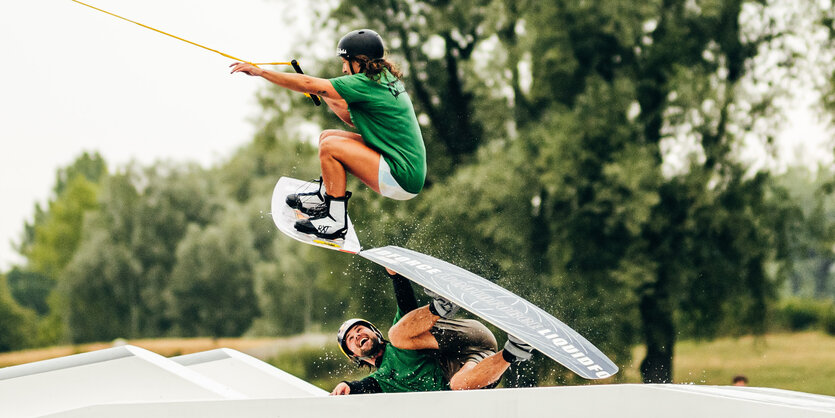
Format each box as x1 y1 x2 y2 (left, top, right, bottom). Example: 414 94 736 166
270 177 362 254
359 246 619 380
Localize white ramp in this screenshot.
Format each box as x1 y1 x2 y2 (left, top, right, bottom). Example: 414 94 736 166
4 345 835 418
0 345 244 418
40 384 835 418
172 348 327 398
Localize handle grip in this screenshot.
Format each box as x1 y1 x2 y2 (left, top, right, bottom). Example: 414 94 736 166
291 60 321 106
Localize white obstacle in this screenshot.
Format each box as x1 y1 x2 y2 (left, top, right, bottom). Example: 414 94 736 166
172 348 327 398
39 383 835 418
0 345 244 418
2 345 834 418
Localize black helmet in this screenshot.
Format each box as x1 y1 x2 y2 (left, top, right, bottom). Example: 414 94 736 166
336 318 384 365
336 29 385 60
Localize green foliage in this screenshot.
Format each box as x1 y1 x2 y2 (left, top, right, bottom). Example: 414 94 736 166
9 153 110 346
62 228 142 343
823 308 835 336
168 210 260 337
0 274 35 352
25 175 99 279
16 152 107 264
5 268 53 316
774 298 835 332
61 163 225 342
773 167 835 299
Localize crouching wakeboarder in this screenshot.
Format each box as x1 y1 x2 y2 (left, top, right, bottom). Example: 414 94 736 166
230 29 426 239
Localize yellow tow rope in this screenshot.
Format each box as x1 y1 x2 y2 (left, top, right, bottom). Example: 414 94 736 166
70 0 320 105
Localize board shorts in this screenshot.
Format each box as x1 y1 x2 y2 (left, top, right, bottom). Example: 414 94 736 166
429 318 499 386
379 157 418 201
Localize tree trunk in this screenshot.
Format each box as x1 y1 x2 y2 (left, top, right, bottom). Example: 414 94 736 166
815 259 833 298
638 273 675 383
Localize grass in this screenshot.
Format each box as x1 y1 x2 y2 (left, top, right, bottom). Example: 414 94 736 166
670 331 835 396
2 331 834 397
619 331 835 396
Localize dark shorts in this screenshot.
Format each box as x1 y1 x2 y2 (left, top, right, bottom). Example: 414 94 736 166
429 318 498 383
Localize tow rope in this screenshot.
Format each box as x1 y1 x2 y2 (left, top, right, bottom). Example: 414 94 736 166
70 0 320 105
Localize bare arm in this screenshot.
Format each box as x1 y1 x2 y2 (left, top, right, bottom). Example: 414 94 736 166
229 62 341 99
323 96 353 127
231 62 353 126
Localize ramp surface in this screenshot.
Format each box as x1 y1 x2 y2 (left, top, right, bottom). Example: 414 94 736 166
173 348 327 398
0 345 243 418
42 384 835 418
4 345 834 418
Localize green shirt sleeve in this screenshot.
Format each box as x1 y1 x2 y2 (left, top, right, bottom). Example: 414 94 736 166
330 73 370 104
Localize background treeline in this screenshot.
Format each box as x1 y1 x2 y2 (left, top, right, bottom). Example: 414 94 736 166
3 0 835 386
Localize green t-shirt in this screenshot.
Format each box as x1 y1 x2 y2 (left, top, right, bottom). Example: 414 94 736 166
368 309 447 392
330 70 426 194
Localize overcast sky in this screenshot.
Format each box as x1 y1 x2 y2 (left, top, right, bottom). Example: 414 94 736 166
0 0 329 269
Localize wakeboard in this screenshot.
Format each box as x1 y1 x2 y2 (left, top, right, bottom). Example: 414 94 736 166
359 246 619 380
270 177 361 254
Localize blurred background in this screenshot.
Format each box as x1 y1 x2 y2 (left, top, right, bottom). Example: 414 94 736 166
2 0 835 396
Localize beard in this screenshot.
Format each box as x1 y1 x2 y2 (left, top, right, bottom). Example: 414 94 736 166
357 335 382 358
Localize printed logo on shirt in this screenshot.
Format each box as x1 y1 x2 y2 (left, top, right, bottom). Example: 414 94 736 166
386 80 406 98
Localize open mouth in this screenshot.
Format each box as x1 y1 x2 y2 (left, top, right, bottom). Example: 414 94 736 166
360 337 369 347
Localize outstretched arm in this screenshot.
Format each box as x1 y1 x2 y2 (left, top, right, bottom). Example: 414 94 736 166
230 62 353 126
229 62 341 99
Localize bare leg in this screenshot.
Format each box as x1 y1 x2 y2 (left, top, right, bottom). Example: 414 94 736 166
319 129 363 145
388 306 441 350
317 133 381 196
448 354 511 390
391 304 512 390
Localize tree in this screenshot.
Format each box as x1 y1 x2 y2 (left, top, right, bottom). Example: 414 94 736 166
5 268 53 316
16 152 107 272
25 175 99 279
10 152 108 345
168 210 260 337
62 228 142 343
61 163 224 341
0 274 35 352
774 167 835 299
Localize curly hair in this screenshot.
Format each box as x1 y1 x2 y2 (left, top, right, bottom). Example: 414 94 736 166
351 54 403 81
